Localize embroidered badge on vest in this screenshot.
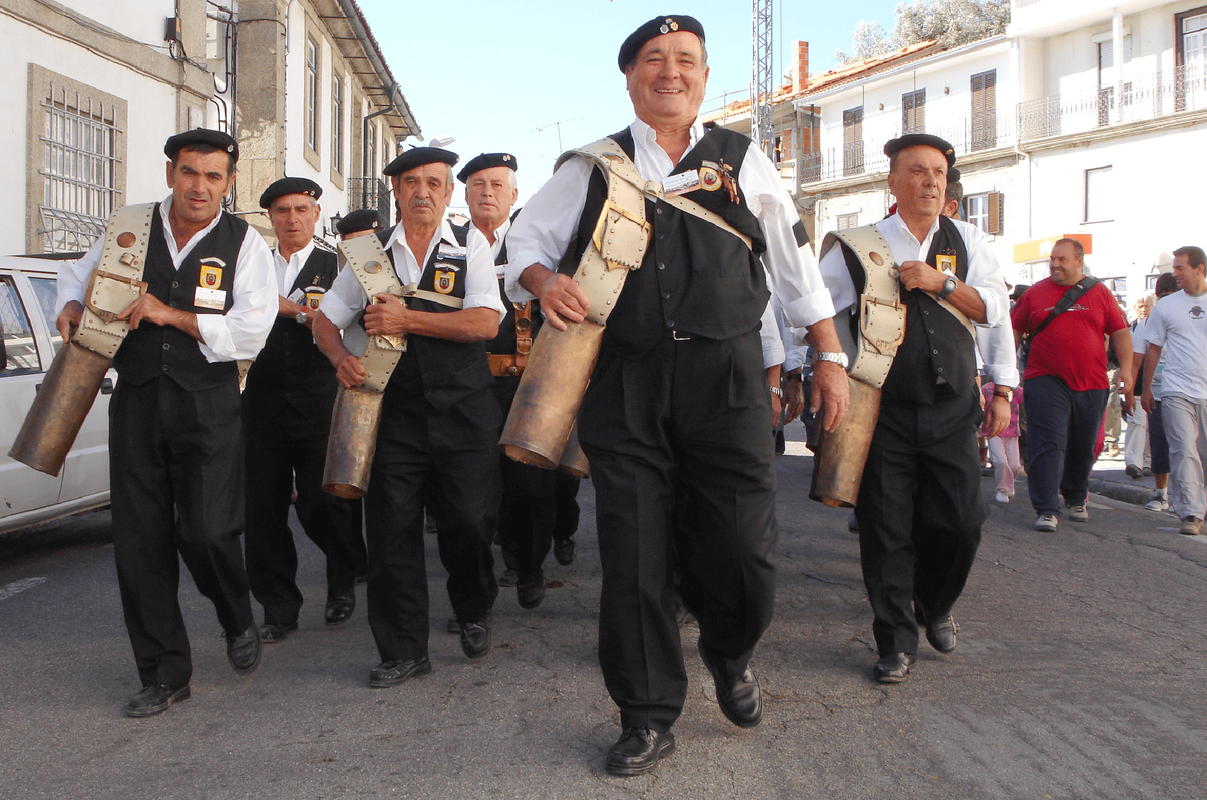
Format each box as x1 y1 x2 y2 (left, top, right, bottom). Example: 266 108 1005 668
434 270 456 294
196 258 227 311
936 253 957 274
699 164 722 191
303 286 326 310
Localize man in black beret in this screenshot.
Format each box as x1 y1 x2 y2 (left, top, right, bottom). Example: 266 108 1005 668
53 129 276 716
453 153 583 620
241 177 367 645
336 208 383 240
505 15 850 775
314 147 506 685
816 134 1015 684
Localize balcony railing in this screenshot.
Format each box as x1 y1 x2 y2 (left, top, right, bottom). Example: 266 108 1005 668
1017 61 1207 140
348 176 392 224
800 114 1016 184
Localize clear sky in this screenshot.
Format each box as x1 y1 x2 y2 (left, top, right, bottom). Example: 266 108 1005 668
355 1 901 210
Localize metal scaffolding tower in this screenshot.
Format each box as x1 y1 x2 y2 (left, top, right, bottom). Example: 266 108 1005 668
751 0 774 159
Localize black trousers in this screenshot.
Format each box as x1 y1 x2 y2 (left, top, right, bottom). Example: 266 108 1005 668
854 388 987 655
243 398 364 626
496 460 583 585
109 376 254 688
579 331 777 733
364 386 501 663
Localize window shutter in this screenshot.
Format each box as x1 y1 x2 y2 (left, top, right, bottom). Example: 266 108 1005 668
987 192 1004 235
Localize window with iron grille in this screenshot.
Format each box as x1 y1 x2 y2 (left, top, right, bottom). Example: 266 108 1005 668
902 89 925 134
34 73 126 255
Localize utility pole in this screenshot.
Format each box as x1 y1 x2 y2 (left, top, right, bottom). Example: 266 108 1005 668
751 0 775 160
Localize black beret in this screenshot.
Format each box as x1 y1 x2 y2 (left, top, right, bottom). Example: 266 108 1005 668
164 129 239 162
883 134 956 168
383 147 459 177
947 166 961 183
335 208 383 236
258 177 322 209
618 15 706 72
457 153 518 184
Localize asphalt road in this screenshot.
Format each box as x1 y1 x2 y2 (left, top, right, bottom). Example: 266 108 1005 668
3 434 1206 800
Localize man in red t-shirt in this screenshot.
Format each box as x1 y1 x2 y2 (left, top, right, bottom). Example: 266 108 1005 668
1011 238 1132 532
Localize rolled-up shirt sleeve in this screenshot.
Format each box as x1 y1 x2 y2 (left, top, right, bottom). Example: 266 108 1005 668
462 225 507 321
195 227 277 362
54 239 103 316
740 142 835 330
963 226 1009 329
504 158 593 303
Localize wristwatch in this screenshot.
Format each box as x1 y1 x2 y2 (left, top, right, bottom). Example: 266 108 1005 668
993 386 1014 402
813 351 849 370
295 310 310 325
937 275 958 300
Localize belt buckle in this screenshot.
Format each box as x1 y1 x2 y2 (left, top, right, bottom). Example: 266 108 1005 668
672 330 692 341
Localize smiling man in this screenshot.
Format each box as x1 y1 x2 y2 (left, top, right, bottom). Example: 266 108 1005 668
505 14 849 776
1012 238 1132 533
54 129 276 717
817 134 1015 685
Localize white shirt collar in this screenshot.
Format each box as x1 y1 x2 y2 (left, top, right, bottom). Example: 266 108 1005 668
384 218 456 265
630 116 704 158
158 194 224 263
888 211 941 248
275 240 316 269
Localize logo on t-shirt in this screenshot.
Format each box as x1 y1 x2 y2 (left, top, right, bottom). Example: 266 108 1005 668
1191 306 1204 319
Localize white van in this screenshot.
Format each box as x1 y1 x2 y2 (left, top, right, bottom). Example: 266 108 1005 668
1 255 112 535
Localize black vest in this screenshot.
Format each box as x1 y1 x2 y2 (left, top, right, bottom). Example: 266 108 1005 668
377 225 493 412
873 215 977 404
567 127 769 354
242 247 339 414
113 207 246 390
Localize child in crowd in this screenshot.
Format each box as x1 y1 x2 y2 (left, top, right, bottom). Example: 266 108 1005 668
983 381 1024 503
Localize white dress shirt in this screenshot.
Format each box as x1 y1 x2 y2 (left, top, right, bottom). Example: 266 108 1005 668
320 218 506 331
504 117 835 331
55 195 277 362
816 212 1018 388
274 240 316 296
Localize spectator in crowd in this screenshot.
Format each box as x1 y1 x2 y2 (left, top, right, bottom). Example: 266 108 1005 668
1139 246 1207 536
1011 238 1132 532
1124 294 1156 479
982 381 1023 504
1127 275 1178 512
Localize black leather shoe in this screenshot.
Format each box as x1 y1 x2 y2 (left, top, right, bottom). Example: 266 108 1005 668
226 625 262 674
125 684 190 718
460 621 491 659
874 652 915 683
368 657 432 688
554 537 576 566
605 727 676 776
324 594 356 626
517 574 546 609
498 569 518 588
697 640 763 728
925 615 959 653
259 621 298 644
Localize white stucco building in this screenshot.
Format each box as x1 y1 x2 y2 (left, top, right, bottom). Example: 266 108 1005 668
0 0 418 257
706 0 1207 304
